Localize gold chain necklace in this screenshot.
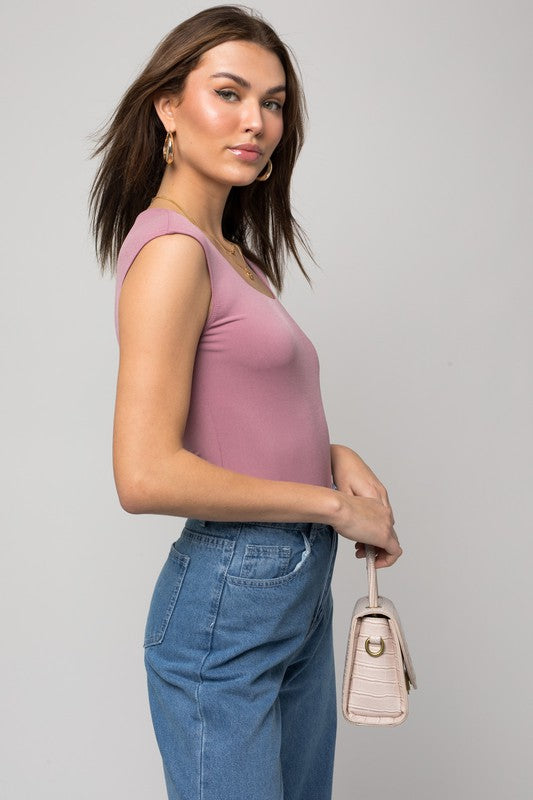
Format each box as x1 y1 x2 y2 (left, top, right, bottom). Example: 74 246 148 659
151 194 256 281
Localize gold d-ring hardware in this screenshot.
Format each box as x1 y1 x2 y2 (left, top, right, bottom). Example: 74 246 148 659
365 637 385 657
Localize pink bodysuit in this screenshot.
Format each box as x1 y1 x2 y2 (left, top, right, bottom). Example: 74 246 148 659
115 207 333 489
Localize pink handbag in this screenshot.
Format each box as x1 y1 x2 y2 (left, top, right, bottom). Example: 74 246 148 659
342 544 418 726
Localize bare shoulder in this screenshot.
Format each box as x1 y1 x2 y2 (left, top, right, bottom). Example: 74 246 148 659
113 232 212 503
117 232 212 347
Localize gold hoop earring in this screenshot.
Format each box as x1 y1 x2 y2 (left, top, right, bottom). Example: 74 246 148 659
163 130 175 164
255 158 272 181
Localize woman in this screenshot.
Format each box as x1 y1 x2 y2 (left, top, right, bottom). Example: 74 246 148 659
88 6 401 800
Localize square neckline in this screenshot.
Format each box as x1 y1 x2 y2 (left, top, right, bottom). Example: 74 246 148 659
143 206 277 301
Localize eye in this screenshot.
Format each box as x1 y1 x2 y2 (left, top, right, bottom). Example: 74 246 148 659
264 100 283 112
215 89 283 112
215 89 239 102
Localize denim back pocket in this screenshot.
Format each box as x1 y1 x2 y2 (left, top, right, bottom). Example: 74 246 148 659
143 546 190 647
226 528 313 587
239 543 292 580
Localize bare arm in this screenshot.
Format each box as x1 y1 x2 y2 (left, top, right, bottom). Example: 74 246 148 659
112 232 400 562
121 448 340 524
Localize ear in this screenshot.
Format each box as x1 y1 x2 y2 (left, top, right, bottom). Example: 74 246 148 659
153 93 178 130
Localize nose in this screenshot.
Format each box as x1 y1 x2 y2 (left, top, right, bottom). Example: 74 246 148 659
241 99 264 136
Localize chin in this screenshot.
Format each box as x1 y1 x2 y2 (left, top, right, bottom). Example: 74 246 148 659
219 171 259 188
233 176 260 188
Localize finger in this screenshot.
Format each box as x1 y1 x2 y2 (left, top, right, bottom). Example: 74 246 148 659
376 487 388 507
378 487 395 524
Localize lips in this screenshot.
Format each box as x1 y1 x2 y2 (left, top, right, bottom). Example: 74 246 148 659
228 147 263 162
229 143 262 153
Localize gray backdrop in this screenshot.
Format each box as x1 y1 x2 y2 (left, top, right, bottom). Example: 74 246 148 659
2 1 531 797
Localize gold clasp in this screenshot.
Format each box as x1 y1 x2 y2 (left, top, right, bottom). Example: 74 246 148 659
365 636 385 657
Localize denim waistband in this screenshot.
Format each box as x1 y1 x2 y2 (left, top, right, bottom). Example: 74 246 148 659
185 518 331 535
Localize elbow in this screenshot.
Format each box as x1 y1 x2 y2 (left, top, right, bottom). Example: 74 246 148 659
113 446 189 515
118 494 144 516
115 469 153 515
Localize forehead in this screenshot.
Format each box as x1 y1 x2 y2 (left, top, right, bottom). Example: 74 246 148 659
195 40 285 84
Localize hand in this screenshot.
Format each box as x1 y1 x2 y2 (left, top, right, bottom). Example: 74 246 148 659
331 444 402 568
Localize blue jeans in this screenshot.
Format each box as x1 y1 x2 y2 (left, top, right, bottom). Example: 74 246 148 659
143 518 339 800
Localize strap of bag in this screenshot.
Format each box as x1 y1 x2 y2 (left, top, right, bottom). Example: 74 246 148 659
364 544 379 608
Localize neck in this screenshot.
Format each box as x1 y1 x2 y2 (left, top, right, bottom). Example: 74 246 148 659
153 166 232 241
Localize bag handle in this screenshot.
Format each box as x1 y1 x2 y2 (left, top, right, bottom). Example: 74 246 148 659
364 544 380 608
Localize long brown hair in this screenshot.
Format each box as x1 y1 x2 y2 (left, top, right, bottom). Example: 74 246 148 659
87 4 318 295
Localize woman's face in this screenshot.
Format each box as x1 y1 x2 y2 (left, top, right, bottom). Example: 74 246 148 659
157 39 286 187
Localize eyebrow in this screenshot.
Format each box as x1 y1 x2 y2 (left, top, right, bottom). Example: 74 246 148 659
209 71 286 94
